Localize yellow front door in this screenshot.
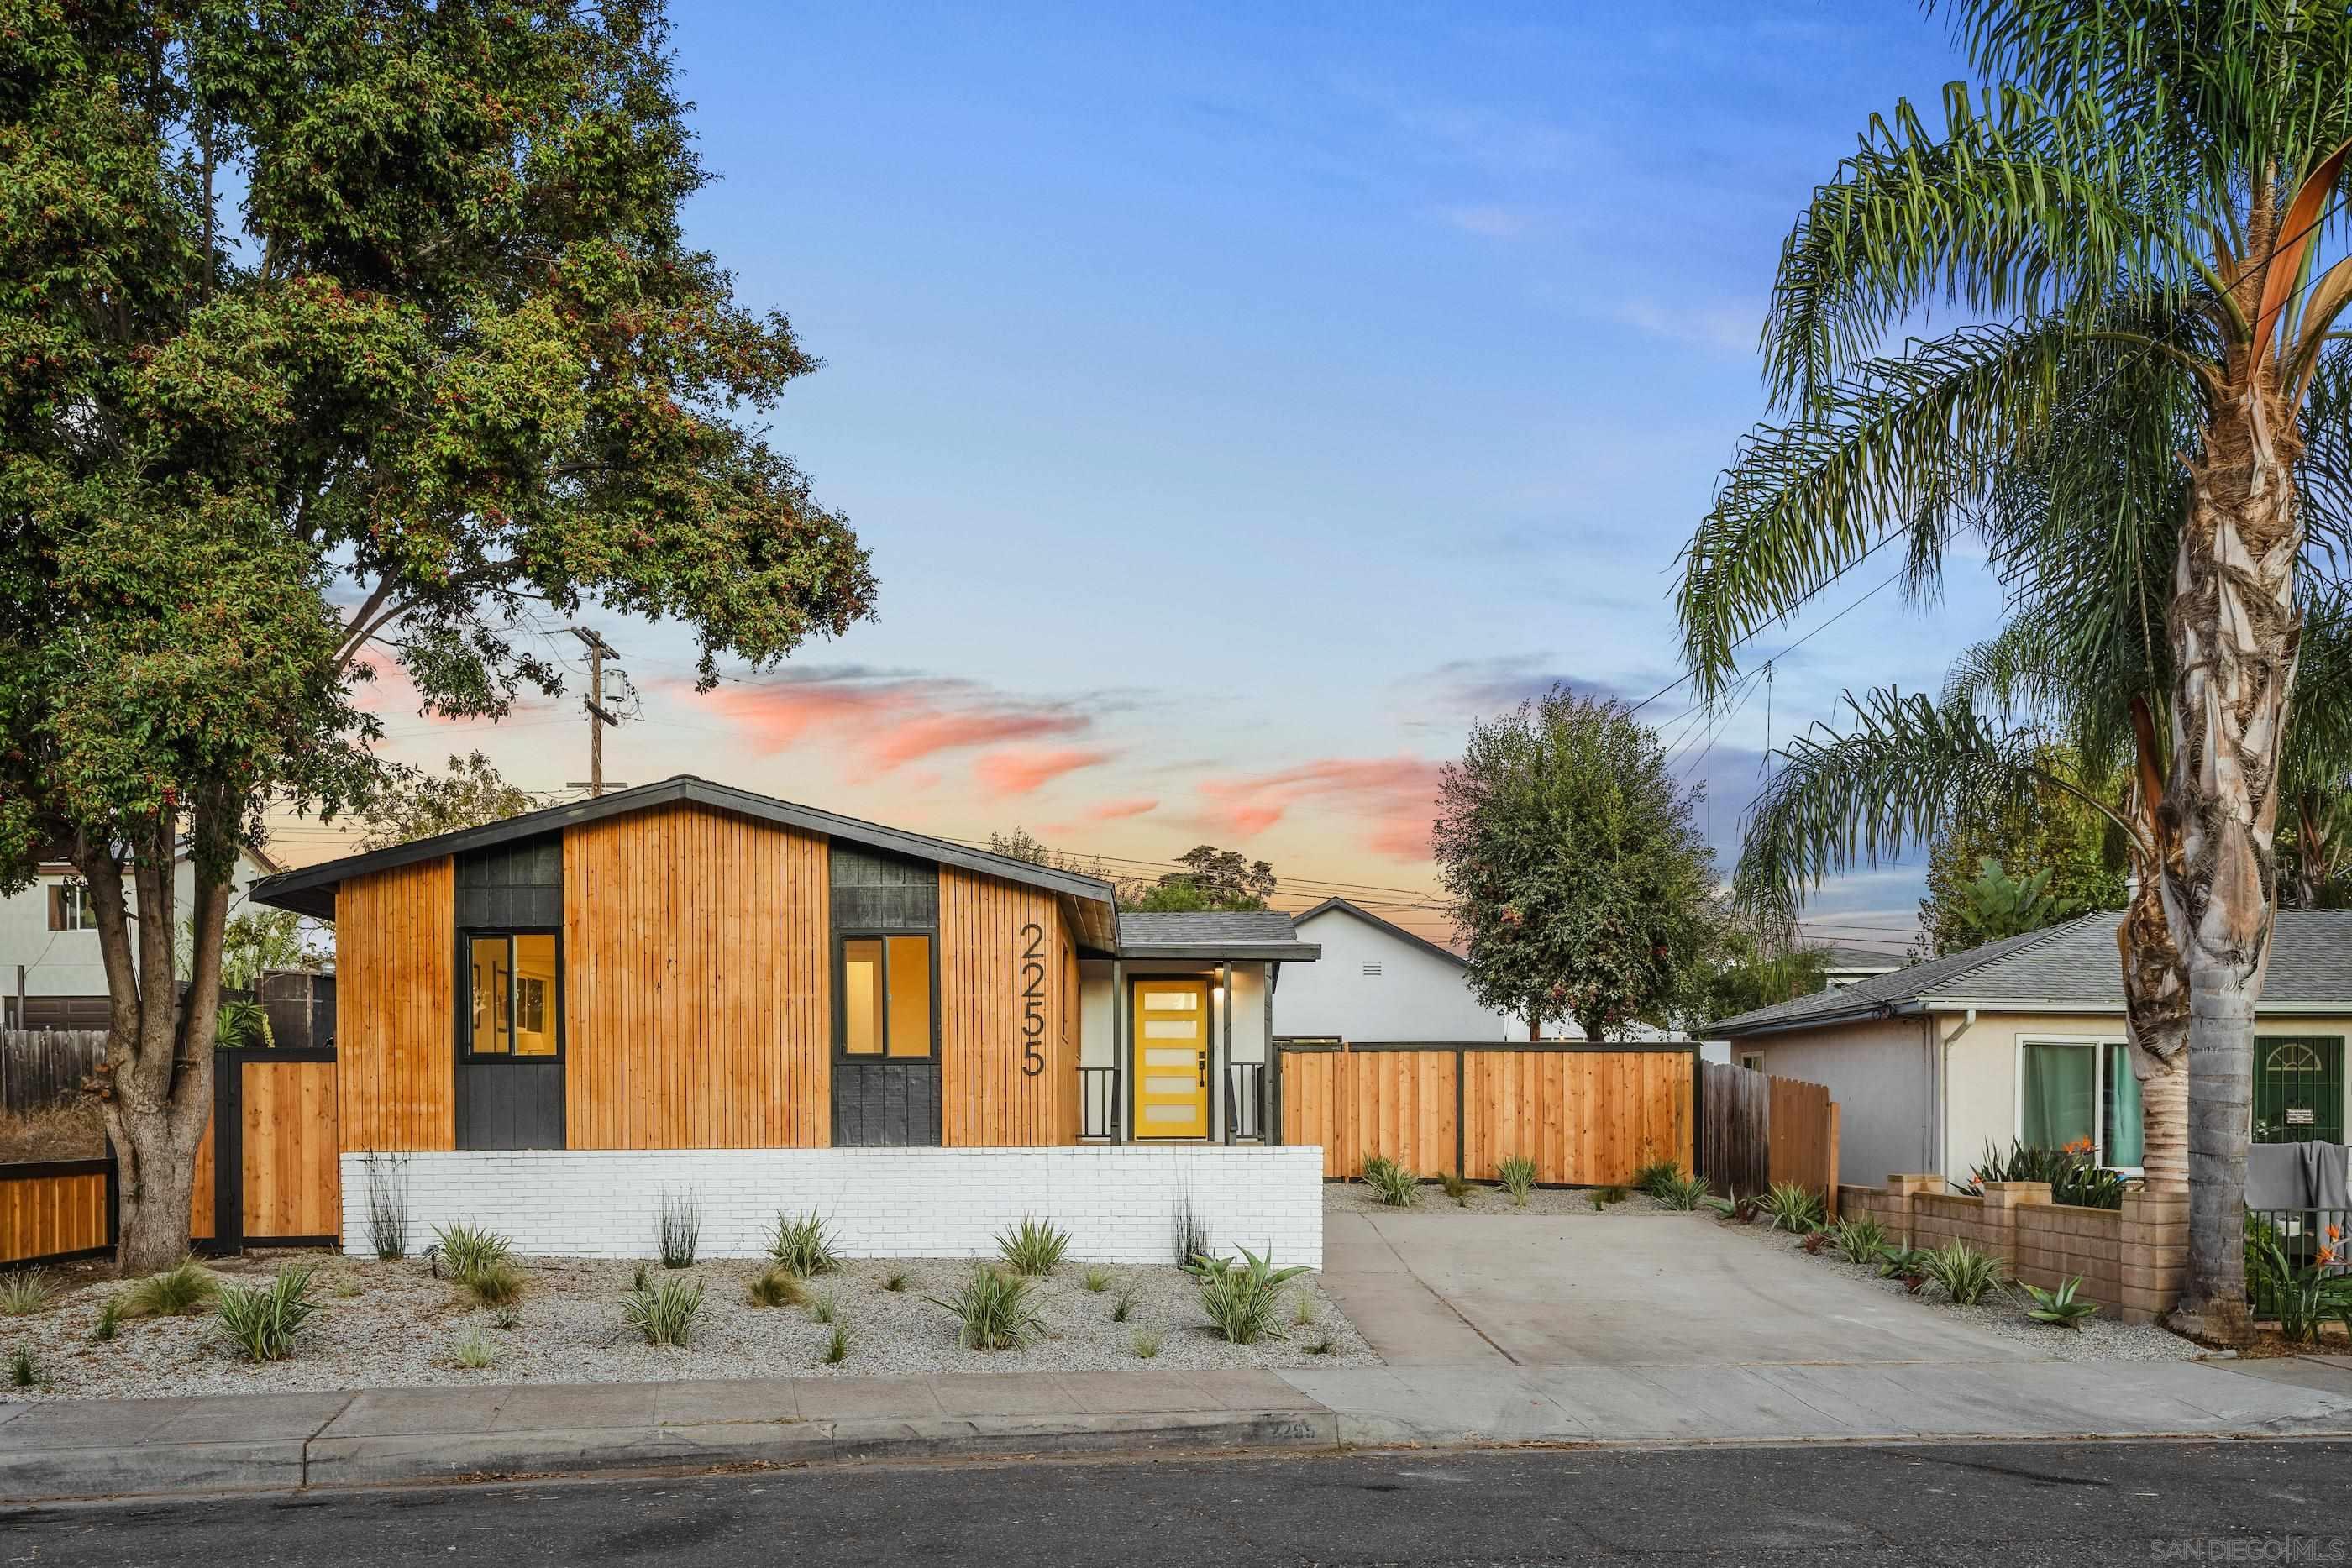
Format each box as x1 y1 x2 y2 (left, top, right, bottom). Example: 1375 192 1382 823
1132 980 1210 1139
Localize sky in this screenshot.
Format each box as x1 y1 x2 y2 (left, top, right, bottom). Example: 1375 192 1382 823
285 2 2019 963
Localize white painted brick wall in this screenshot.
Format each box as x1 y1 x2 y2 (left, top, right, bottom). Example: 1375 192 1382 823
342 1146 1325 1268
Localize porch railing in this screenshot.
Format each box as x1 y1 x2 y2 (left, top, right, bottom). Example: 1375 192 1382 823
1224 1062 1266 1144
1079 1067 1117 1140
2248 1205 2351 1319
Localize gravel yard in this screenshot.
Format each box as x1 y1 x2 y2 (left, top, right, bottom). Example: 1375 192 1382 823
1325 1181 1677 1219
0 1251 1377 1402
1726 1215 2202 1363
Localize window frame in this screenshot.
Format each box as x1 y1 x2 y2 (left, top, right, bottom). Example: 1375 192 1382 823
458 926 565 1064
832 930 939 1062
2013 1033 2139 1174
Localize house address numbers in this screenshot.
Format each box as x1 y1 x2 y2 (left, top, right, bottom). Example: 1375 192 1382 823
1018 921 1048 1076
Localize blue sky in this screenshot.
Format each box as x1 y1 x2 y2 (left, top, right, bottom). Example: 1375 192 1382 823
336 3 2014 962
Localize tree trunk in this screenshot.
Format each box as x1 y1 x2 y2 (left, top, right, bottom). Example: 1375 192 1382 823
78 801 230 1277
2118 878 2189 1190
2164 382 2302 1341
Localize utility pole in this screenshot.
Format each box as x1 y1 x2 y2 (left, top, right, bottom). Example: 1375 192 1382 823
567 627 627 798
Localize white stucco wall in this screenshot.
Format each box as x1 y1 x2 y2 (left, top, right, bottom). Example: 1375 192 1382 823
1 852 274 999
347 1145 1326 1267
1729 1015 1938 1186
1273 907 1520 1041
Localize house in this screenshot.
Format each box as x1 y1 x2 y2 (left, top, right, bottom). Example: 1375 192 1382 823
1709 908 2352 1188
1275 896 1702 1051
1816 943 1903 993
3 845 281 1029
1275 897 1525 1042
248 775 1327 1264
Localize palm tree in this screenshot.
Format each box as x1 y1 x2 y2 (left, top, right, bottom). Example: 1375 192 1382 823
1677 2 2352 1335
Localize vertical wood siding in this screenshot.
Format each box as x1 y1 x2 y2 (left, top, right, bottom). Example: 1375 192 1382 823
937 868 1073 1146
336 857 455 1151
1278 1048 1355 1177
1354 1051 1458 1176
190 1116 216 1241
563 804 830 1149
242 1058 342 1236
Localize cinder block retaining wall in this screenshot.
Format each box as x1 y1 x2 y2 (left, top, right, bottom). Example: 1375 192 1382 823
342 1146 1326 1268
1838 1174 2186 1324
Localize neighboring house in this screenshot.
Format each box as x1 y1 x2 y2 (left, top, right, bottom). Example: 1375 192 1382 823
1276 898 1525 1042
247 776 1330 1263
1276 896 1704 1051
1710 908 2352 1188
1817 943 1903 993
2 846 281 1029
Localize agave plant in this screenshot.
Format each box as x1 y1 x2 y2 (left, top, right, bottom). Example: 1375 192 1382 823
1189 1245 1311 1345
214 1263 322 1362
1761 1183 1826 1235
927 1266 1044 1351
2020 1275 2103 1330
1919 1240 2003 1307
1360 1155 1420 1207
1829 1216 1889 1266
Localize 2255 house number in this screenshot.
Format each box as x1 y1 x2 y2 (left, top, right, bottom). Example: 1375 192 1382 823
1018 922 1049 1076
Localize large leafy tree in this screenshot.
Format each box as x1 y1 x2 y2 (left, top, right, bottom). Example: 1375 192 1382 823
355 752 541 852
1432 690 1718 1041
1914 753 2129 957
0 2 876 1271
1677 1 2352 1333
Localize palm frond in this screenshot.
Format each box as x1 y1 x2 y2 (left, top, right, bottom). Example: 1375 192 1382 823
1678 321 2179 699
1733 689 2141 928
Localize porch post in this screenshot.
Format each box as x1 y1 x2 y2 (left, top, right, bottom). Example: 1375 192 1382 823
1221 959 1234 1146
1111 958 1127 1144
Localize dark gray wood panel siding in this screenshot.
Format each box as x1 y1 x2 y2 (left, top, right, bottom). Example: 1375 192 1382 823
831 1062 942 1147
829 843 937 931
456 835 563 927
455 1062 566 1151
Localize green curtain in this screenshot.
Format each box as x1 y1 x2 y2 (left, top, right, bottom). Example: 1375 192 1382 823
2020 1042 2097 1150
2103 1044 2144 1168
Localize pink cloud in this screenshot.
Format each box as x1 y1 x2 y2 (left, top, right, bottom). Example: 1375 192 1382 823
973 747 1115 797
1083 797 1158 821
689 672 1096 783
1196 756 1446 862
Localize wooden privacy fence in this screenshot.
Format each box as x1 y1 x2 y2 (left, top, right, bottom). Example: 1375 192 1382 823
0 1030 108 1116
1698 1061 1840 1211
0 1046 339 1267
0 1159 113 1266
1276 1041 1698 1185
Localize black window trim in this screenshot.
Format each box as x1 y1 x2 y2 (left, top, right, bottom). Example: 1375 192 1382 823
458 925 566 1065
832 930 941 1062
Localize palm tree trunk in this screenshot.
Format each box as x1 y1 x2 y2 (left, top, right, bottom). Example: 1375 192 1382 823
2164 388 2302 1341
2117 880 2188 1191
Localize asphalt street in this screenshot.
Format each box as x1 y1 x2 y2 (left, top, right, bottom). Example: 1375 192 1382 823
3 1440 2348 1565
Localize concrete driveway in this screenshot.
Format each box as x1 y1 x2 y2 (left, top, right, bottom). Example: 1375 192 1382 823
1320 1207 2038 1368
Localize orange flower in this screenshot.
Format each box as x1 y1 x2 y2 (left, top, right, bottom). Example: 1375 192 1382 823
2318 1245 2339 1267
2328 1225 2343 1243
2063 1136 2095 1156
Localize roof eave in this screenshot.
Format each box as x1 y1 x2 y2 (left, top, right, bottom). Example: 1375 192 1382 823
1114 942 1322 962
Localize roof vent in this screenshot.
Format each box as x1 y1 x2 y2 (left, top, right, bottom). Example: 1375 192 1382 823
1362 959 1383 978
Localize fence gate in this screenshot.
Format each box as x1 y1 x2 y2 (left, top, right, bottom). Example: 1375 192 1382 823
198 1046 342 1252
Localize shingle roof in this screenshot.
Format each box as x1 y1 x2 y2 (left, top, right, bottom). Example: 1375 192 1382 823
1115 910 1308 951
1710 907 2352 1036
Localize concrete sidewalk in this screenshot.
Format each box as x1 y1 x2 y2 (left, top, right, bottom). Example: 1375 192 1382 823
2 1356 2349 1502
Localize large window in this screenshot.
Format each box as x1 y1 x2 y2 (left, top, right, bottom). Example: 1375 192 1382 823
466 932 560 1057
840 934 933 1058
2019 1038 2141 1168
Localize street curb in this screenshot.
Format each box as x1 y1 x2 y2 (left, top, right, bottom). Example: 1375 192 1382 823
0 1409 1341 1504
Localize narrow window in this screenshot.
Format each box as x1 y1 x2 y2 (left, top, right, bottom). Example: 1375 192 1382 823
843 938 885 1056
465 932 561 1059
2102 1044 2143 1168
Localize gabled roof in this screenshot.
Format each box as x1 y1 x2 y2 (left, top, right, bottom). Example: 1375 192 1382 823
1710 906 2352 1036
250 774 1119 948
1291 896 1467 968
1114 909 1320 961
